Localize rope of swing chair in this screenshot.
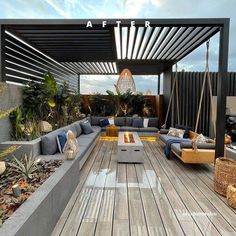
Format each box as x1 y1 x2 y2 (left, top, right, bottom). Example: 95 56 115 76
162 64 179 128
194 40 216 136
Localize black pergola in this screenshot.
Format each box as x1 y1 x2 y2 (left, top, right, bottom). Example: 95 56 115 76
0 18 230 158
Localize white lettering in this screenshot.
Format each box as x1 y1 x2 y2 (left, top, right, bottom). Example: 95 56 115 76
102 21 107 28
131 21 135 27
145 21 150 27
86 21 93 28
116 21 121 28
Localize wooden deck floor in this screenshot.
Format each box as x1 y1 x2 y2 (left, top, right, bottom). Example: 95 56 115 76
52 139 236 236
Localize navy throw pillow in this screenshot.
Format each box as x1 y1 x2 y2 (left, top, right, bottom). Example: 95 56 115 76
56 131 67 153
99 118 110 127
132 118 143 128
80 121 94 134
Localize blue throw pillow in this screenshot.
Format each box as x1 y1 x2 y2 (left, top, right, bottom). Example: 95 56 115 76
99 118 109 127
56 131 67 153
80 121 94 134
132 118 143 128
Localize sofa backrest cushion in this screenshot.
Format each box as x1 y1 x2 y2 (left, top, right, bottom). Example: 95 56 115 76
114 117 126 126
91 116 106 126
148 118 159 128
132 118 144 128
41 130 61 155
125 117 133 126
56 131 67 153
80 121 94 134
66 124 77 137
74 121 82 137
175 124 192 138
99 118 110 127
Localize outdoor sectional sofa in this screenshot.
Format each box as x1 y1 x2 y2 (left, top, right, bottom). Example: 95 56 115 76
38 118 101 169
158 129 215 163
88 116 159 136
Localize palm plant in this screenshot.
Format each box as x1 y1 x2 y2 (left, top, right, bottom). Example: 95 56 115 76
9 154 40 181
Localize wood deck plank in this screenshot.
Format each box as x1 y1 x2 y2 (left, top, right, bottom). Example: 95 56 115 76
52 139 236 236
149 142 221 236
141 158 185 236
95 142 117 236
126 164 149 236
112 163 130 236
143 142 203 235
135 164 167 236
152 141 236 235
59 141 109 236
77 142 113 235
51 140 103 236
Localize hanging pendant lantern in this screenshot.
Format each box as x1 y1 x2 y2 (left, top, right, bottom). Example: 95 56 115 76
117 69 136 93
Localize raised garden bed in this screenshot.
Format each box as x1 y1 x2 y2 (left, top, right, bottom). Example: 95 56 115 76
0 151 82 236
0 160 63 226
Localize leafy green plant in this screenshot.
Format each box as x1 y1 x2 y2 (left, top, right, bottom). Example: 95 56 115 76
9 154 39 181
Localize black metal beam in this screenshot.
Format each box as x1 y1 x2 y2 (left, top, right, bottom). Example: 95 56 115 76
0 24 6 81
215 19 230 159
0 18 228 27
77 74 80 94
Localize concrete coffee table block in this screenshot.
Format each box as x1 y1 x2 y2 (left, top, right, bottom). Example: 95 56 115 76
117 132 144 163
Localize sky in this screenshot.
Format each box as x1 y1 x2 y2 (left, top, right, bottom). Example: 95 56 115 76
0 0 235 94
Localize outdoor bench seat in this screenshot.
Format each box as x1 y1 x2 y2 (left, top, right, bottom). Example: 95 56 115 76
158 130 215 164
40 119 101 169
89 116 159 136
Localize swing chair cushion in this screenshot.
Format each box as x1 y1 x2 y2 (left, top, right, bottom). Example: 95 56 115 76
180 142 215 149
167 127 185 138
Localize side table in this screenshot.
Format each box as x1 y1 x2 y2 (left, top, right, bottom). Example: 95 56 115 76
106 125 118 137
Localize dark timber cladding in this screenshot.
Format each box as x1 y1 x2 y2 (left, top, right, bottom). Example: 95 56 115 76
0 18 230 158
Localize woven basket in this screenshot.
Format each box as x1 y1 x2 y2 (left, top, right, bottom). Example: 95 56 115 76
214 157 236 196
227 184 236 208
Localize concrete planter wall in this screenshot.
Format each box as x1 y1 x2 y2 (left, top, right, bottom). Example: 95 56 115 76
0 149 81 236
0 138 41 160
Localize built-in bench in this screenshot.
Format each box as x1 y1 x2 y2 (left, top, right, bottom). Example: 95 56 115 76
89 116 159 136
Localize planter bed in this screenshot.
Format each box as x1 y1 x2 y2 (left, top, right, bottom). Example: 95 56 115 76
0 145 88 236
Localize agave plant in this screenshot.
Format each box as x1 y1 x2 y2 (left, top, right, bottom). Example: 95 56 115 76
9 154 40 181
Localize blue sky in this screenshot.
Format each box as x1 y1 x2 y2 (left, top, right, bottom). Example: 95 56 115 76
0 0 235 94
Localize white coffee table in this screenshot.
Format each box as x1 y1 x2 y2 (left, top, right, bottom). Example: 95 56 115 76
117 132 144 163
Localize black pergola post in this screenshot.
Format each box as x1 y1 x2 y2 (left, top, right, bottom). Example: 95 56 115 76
77 74 81 94
0 25 6 82
157 74 160 95
215 19 230 158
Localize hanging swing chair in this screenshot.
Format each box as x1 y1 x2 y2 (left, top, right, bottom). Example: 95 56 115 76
161 41 216 164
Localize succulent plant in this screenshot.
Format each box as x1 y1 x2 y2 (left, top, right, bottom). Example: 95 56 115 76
8 154 40 181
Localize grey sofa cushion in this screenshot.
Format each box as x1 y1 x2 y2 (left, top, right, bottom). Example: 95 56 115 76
125 117 133 126
148 118 159 128
115 117 126 126
139 127 158 132
171 143 182 156
132 118 143 128
159 134 187 144
80 121 94 134
120 126 139 132
91 116 106 126
66 124 77 136
160 129 169 134
77 136 94 147
74 122 82 137
180 142 215 149
41 131 60 155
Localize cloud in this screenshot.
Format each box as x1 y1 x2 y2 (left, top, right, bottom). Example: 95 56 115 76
0 0 236 93
44 0 71 18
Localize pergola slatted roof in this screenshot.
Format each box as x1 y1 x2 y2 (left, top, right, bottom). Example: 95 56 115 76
0 18 226 75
